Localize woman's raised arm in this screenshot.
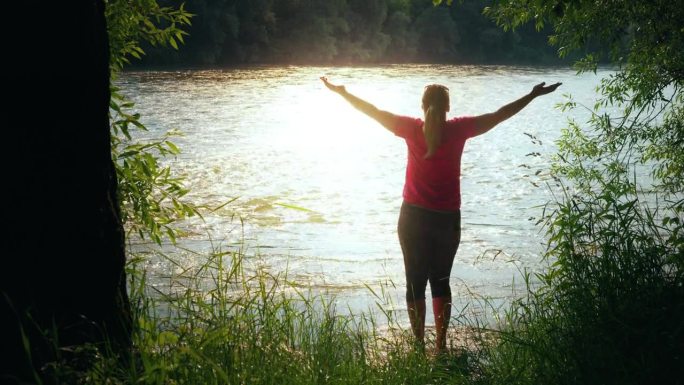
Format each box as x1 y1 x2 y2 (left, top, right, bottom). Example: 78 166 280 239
320 77 400 133
473 81 562 136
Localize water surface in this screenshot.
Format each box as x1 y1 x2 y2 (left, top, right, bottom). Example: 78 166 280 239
119 65 605 323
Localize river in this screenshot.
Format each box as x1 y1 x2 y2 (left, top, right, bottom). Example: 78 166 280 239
118 64 607 324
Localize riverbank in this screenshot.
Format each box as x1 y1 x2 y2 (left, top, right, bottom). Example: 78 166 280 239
37 219 683 385
42 249 491 384
118 65 605 322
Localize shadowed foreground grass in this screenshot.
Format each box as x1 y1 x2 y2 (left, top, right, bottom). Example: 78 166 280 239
36 193 684 384
480 195 684 385
44 248 489 384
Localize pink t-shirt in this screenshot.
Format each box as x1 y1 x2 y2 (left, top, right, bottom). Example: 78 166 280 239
394 115 477 211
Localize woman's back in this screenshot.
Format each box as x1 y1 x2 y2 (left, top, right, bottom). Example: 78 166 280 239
394 115 477 211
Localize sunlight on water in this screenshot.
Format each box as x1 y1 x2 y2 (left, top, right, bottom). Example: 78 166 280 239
118 65 607 323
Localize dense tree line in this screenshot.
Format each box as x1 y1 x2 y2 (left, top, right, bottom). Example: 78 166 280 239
138 0 569 67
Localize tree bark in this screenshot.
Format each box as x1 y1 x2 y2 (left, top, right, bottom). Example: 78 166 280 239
1 0 131 381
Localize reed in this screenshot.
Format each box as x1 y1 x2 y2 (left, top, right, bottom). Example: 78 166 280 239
44 245 483 384
478 192 684 385
38 192 683 384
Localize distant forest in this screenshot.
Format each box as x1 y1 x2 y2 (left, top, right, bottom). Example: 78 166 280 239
137 0 575 68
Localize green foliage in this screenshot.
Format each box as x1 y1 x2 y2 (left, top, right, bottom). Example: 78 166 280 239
476 1 684 384
414 5 460 60
484 1 684 74
106 0 192 71
482 184 684 385
109 89 198 245
106 0 196 244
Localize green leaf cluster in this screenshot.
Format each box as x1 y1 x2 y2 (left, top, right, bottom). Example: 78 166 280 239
106 0 192 71
477 1 684 383
106 1 195 245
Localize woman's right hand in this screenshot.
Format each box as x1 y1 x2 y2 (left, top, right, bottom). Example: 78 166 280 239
530 81 562 97
320 76 346 94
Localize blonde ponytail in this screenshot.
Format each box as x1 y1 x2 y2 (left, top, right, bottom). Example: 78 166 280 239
423 104 445 159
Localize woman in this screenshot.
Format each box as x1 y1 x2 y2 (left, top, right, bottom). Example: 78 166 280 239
320 76 561 353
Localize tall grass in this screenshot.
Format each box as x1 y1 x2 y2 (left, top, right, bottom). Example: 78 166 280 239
35 192 684 384
42 244 484 384
480 189 684 385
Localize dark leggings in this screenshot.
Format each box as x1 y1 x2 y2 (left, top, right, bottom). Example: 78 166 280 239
398 202 461 302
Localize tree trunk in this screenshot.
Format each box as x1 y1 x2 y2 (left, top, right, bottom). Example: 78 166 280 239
1 0 131 381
